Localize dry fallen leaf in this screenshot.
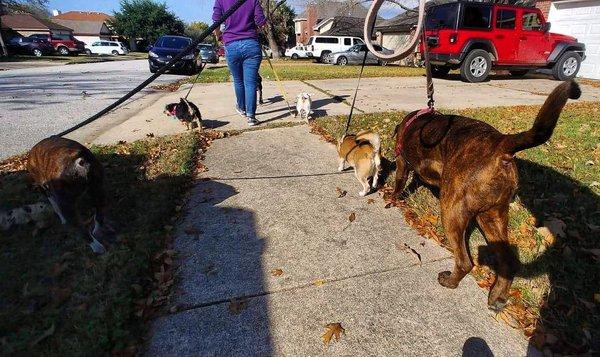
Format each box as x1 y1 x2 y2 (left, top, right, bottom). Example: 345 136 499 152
367 199 375 204
228 298 247 315
395 242 422 265
271 269 284 277
348 213 356 222
336 187 347 198
314 279 326 287
536 227 556 247
322 323 345 345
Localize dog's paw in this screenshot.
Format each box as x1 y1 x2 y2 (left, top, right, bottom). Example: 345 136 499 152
487 297 508 312
359 190 369 197
437 271 459 289
338 166 345 172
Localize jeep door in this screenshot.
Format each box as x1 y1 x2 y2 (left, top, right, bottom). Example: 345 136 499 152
493 7 519 64
517 10 550 64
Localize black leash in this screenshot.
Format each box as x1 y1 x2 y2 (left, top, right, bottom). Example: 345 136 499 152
343 22 376 135
56 0 248 138
184 62 206 100
421 26 435 110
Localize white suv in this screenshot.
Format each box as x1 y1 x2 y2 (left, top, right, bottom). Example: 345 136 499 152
306 35 365 62
85 41 129 56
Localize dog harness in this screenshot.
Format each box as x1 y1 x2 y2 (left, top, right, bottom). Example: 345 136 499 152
395 107 437 158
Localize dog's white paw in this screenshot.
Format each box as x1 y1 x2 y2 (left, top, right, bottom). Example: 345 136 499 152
338 165 344 172
89 238 106 255
359 190 368 197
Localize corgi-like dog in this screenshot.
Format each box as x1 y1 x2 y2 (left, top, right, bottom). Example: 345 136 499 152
295 93 312 122
164 98 203 130
27 137 114 254
337 130 381 196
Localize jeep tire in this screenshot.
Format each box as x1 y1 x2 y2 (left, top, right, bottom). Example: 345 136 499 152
460 49 491 83
431 65 451 78
552 51 581 81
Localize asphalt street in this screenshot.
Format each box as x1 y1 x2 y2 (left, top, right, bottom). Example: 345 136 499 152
0 59 183 159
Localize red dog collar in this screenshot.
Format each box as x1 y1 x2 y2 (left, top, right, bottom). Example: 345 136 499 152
395 107 437 157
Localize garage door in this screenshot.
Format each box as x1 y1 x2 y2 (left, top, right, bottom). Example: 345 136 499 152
549 0 600 79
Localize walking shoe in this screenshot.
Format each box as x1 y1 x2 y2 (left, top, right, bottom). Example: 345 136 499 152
235 106 246 117
247 117 259 126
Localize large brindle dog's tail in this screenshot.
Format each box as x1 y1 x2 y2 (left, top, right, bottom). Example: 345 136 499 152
501 80 581 154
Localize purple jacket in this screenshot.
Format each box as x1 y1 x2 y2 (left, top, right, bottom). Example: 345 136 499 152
213 0 266 44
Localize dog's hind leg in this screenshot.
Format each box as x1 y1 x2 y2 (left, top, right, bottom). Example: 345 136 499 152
392 157 409 198
372 155 381 189
438 200 473 289
355 167 371 197
476 207 518 312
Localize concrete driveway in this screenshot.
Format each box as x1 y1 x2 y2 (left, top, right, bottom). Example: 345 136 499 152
0 60 183 159
80 75 600 145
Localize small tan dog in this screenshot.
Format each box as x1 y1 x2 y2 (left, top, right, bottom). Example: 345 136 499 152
337 130 381 196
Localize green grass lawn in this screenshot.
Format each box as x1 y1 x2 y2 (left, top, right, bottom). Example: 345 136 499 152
0 132 214 354
314 102 600 354
190 60 425 84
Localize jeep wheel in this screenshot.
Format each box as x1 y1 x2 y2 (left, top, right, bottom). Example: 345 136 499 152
58 46 70 56
460 49 491 83
431 65 451 78
552 51 581 81
509 70 529 77
337 56 348 66
319 51 331 63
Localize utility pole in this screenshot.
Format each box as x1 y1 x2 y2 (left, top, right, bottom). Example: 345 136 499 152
0 0 8 57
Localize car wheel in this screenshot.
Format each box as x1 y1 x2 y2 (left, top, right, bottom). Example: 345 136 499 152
150 66 157 74
58 46 69 56
32 49 43 57
552 51 581 81
85 49 92 56
291 53 299 60
111 50 119 56
431 65 451 78
319 51 331 63
379 60 388 66
460 49 491 83
337 56 348 66
509 70 529 77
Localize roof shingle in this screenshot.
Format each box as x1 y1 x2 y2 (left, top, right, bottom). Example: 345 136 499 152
52 11 113 22
0 13 73 31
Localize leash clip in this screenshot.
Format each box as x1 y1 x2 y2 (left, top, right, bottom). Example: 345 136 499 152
427 98 435 110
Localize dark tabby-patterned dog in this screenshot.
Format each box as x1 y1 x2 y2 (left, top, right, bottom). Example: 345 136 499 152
27 137 114 254
164 98 203 130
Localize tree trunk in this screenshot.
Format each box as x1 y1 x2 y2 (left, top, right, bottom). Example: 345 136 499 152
265 23 280 59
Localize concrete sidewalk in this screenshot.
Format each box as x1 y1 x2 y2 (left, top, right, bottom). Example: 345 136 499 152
146 125 536 356
76 75 600 146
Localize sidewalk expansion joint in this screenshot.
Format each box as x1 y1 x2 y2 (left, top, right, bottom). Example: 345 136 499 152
173 255 452 315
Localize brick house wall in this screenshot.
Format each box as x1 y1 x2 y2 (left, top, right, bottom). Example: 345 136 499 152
536 0 552 18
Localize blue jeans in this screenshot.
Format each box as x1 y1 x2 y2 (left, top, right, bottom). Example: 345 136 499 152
225 38 262 118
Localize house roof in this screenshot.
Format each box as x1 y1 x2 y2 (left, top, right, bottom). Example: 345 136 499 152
320 16 369 38
52 11 113 22
0 13 73 31
52 19 112 36
296 1 369 21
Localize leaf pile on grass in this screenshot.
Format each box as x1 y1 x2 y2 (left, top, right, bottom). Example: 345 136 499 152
314 102 600 354
0 131 219 354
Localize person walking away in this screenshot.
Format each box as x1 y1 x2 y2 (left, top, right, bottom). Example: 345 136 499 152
213 0 266 126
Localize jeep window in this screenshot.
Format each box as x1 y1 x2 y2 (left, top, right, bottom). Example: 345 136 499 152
315 37 338 44
344 38 351 46
307 37 314 45
496 9 516 29
522 12 542 31
461 4 492 29
426 3 458 30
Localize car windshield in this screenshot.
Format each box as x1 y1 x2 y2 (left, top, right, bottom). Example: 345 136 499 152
198 45 213 51
155 37 191 49
426 3 458 30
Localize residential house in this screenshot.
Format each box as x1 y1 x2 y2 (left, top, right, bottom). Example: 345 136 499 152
294 1 369 44
0 13 73 39
51 11 116 47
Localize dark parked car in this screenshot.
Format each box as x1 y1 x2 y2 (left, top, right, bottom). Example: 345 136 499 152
148 35 200 74
198 44 219 64
7 36 54 57
28 33 85 55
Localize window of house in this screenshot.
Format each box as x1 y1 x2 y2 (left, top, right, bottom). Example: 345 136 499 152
522 12 542 31
496 9 516 29
461 4 492 29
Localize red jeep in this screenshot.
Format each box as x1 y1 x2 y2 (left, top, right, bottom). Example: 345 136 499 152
28 33 85 56
422 1 586 82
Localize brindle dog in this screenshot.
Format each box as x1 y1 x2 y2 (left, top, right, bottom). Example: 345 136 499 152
392 80 581 311
27 137 113 254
